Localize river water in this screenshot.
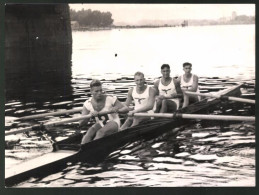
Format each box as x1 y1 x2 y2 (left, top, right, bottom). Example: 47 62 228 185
5 24 255 187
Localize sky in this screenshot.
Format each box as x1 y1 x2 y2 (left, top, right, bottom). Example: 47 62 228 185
69 4 255 25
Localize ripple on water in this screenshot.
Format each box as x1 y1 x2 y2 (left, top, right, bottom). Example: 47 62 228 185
14 110 25 114
146 162 194 172
5 101 22 106
120 150 132 154
153 157 183 163
221 131 243 136
188 154 218 162
151 142 163 148
114 164 143 170
34 110 47 113
5 75 255 187
40 172 64 182
175 152 191 158
192 132 211 138
52 101 73 106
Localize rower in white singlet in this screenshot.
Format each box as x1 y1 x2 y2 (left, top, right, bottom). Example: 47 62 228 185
154 64 182 113
120 71 156 130
178 62 200 108
79 80 128 144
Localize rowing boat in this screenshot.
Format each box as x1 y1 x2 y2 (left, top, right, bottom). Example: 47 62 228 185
5 84 243 187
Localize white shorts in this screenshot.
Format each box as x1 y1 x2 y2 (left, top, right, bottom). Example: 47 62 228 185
95 115 121 128
153 98 180 111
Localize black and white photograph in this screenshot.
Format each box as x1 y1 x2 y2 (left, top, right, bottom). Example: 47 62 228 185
4 3 255 188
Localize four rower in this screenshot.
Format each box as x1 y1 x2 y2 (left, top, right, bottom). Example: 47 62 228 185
80 63 199 141
153 64 182 113
177 62 200 108
79 80 128 144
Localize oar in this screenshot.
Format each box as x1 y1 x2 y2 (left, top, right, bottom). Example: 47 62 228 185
184 91 255 104
8 107 82 121
5 111 111 136
134 113 255 122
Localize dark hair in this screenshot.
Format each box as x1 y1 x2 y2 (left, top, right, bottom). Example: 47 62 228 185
161 64 170 69
90 79 102 88
183 62 192 67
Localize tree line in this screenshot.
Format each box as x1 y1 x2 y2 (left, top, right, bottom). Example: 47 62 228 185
70 9 114 27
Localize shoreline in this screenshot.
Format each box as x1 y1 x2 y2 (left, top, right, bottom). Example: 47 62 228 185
72 22 254 31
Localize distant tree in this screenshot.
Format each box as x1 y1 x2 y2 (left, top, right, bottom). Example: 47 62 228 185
235 15 250 21
70 9 77 20
70 8 114 27
102 12 114 26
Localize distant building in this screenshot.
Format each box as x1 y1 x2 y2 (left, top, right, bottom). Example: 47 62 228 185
71 21 79 30
181 20 188 27
232 11 237 20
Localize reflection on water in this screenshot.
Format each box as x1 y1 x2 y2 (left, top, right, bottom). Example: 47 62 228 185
5 24 255 187
5 46 73 105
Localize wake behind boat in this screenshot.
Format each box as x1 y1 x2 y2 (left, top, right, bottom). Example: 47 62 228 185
5 83 251 186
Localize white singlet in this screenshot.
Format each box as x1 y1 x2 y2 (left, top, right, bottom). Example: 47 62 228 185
158 78 180 108
83 96 121 127
180 74 200 100
132 85 154 118
180 74 196 89
132 86 150 110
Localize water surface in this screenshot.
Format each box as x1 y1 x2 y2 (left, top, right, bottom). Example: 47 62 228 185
5 24 255 187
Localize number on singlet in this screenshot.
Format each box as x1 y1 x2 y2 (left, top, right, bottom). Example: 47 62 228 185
97 114 109 125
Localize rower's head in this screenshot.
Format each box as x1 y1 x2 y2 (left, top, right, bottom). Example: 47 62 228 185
161 64 171 78
90 79 103 100
183 62 192 74
134 71 145 88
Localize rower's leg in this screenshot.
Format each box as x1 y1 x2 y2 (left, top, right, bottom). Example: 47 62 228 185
160 99 177 113
81 123 101 144
131 118 141 127
131 116 149 127
154 99 162 113
189 96 199 104
94 121 119 140
120 117 133 131
160 99 168 113
182 93 189 108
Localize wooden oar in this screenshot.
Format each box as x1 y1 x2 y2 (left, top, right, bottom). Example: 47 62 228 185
184 91 255 104
134 113 255 122
5 111 111 136
10 107 82 121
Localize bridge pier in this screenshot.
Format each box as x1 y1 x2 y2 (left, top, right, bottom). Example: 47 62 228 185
5 4 73 103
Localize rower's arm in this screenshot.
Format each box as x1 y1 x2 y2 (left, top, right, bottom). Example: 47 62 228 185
124 88 134 107
176 76 181 85
174 78 183 98
153 79 159 96
189 75 199 92
113 99 130 113
133 87 156 113
79 106 90 127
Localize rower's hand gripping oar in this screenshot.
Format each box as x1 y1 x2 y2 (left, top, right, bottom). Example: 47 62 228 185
5 110 112 136
184 91 255 104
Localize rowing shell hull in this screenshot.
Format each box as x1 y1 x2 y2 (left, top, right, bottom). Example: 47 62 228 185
5 84 242 186
78 84 242 162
